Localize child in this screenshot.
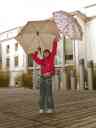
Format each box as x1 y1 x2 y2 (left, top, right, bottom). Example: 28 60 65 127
32 37 59 113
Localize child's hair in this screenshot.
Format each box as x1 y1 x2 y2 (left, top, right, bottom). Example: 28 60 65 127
43 49 50 57
43 49 50 54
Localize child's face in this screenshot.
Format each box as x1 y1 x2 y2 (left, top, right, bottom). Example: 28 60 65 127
43 51 50 58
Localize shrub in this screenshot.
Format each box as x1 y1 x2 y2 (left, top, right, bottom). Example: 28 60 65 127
0 71 10 87
22 70 33 89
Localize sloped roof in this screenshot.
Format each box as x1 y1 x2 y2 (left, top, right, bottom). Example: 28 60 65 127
0 27 23 42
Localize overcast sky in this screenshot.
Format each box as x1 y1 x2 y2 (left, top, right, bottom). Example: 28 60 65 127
0 0 96 32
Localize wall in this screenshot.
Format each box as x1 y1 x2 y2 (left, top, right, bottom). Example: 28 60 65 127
72 15 87 69
1 39 27 87
85 18 96 63
0 27 28 87
1 39 27 72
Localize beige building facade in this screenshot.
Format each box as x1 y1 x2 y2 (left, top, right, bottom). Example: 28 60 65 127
0 27 27 87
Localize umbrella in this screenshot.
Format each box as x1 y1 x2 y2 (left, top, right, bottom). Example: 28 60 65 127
53 11 82 40
16 20 59 53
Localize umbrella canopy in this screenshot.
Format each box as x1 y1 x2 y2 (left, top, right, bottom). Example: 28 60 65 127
16 20 59 53
53 11 82 40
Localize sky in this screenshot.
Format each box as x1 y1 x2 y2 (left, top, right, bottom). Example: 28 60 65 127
0 0 96 32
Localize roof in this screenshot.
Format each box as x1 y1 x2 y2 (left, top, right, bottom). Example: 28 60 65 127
0 27 23 42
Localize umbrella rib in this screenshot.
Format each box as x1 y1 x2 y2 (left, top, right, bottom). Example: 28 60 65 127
30 34 38 48
30 34 44 49
31 22 57 35
38 36 46 48
28 31 56 35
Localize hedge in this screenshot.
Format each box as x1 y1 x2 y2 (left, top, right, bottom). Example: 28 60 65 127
22 70 33 89
0 71 10 87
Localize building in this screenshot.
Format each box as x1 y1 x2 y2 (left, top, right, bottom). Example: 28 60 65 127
85 18 96 64
73 5 96 66
0 27 27 87
1 7 96 88
1 4 96 90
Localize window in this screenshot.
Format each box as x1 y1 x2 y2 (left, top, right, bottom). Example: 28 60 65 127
15 43 18 51
64 38 73 63
6 58 10 68
6 45 10 53
14 56 19 67
65 54 73 60
28 54 33 67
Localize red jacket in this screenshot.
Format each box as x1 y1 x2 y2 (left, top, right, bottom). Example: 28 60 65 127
32 38 57 76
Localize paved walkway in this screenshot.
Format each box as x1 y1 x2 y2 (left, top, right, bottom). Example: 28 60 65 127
0 88 96 128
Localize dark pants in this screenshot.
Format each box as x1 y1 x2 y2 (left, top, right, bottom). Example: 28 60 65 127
39 76 54 111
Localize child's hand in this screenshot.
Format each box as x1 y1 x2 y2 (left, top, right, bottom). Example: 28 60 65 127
37 47 41 52
28 48 34 53
54 35 59 42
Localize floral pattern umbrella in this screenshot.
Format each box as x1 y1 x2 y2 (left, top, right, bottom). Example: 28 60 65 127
53 11 82 40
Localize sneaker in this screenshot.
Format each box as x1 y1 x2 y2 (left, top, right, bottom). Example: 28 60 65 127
39 109 44 114
46 109 54 113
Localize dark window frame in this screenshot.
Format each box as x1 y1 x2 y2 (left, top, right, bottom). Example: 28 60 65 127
28 53 33 67
14 56 19 67
6 57 10 68
6 45 10 53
